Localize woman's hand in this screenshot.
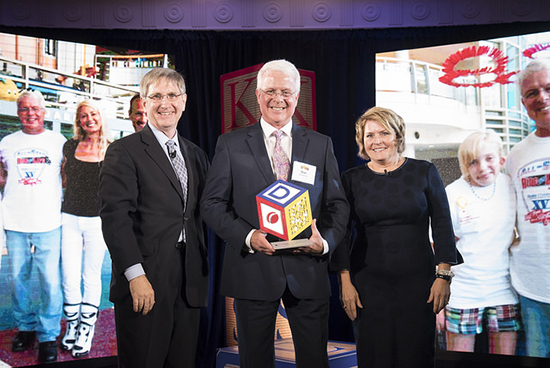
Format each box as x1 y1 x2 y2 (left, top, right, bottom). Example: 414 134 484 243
338 271 363 321
428 277 450 314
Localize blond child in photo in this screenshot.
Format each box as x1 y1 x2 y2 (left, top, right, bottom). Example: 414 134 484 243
444 130 520 355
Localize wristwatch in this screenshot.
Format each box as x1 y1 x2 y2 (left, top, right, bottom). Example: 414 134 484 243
435 268 454 282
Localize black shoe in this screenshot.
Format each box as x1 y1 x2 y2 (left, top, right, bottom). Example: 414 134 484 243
38 341 58 363
11 331 36 352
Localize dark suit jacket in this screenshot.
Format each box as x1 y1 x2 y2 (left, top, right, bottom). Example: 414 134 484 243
200 122 349 301
99 124 209 308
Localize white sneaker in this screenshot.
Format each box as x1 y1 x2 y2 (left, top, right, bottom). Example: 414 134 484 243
71 322 95 357
61 304 80 351
71 304 97 358
61 319 79 351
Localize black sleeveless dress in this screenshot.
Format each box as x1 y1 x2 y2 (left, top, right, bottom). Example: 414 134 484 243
332 158 458 368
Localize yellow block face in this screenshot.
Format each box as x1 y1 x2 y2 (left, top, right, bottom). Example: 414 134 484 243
284 191 312 240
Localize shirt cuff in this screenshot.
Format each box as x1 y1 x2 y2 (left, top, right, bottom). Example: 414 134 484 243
322 238 329 255
245 229 255 253
124 263 145 281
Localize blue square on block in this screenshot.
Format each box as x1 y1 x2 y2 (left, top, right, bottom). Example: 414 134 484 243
257 180 307 207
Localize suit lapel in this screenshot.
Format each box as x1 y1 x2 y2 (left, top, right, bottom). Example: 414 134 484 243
290 124 309 178
246 123 277 183
141 125 184 199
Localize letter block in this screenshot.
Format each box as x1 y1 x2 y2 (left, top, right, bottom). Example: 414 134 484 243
256 180 312 241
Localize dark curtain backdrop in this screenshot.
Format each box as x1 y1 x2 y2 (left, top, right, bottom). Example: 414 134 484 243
2 21 550 368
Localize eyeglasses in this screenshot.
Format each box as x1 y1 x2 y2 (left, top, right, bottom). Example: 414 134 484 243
260 89 297 99
146 93 183 102
18 107 44 114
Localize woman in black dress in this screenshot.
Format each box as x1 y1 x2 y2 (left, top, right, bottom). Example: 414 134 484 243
332 107 460 368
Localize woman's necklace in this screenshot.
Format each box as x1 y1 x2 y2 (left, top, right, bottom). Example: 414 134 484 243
368 156 404 174
468 179 496 201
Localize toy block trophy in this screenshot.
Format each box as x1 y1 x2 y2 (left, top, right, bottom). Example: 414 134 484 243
256 180 313 249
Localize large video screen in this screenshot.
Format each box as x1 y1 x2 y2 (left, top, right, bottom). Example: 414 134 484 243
0 32 171 366
376 30 550 358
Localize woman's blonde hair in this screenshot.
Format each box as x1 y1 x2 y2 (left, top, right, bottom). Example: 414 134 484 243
458 130 503 182
73 99 112 159
355 106 406 160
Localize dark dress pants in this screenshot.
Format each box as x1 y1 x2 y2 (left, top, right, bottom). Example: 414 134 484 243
114 246 200 368
234 286 330 368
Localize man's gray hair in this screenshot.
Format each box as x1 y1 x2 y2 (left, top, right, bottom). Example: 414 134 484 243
140 68 186 98
518 58 550 92
17 90 46 109
257 59 300 93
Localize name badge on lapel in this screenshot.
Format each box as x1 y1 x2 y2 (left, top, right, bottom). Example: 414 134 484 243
291 161 316 185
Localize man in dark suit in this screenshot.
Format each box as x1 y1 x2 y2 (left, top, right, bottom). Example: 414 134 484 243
99 68 209 368
200 59 349 368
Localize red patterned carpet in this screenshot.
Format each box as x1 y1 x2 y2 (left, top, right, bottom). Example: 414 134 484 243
0 308 117 367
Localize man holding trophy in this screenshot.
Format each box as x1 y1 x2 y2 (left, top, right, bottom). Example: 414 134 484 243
201 59 348 368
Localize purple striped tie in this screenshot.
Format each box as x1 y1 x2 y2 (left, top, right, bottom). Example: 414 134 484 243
272 130 290 181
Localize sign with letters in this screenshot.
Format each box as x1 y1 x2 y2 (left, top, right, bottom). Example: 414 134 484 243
220 63 316 133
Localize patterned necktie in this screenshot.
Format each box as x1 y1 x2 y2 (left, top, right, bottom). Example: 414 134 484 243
272 130 290 181
166 140 188 209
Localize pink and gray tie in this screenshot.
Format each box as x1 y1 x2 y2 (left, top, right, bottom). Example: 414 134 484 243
272 130 290 181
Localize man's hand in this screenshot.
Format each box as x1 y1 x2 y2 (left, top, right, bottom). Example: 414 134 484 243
129 275 155 315
296 219 324 254
250 229 275 255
